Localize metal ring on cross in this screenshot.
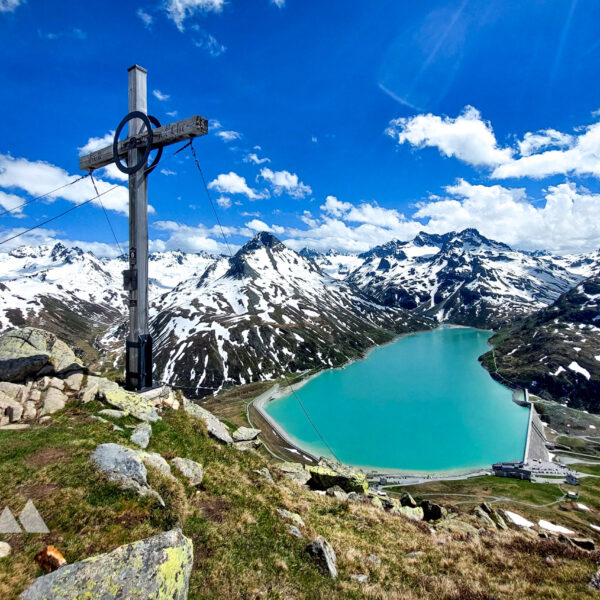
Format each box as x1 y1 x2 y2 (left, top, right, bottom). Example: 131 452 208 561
144 115 163 175
113 111 154 174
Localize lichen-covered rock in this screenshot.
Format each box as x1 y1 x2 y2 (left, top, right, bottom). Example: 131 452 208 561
0 328 82 382
130 422 152 449
277 508 305 528
233 439 261 451
63 372 84 391
183 399 232 444
95 378 160 422
474 506 497 528
326 485 348 501
392 505 424 521
479 503 507 530
91 443 164 505
232 426 261 442
278 462 311 485
20 528 193 600
305 536 337 579
171 457 204 486
307 459 368 494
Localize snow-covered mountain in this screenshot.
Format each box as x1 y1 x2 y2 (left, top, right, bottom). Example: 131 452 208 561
298 248 363 280
150 232 430 394
344 229 586 328
484 273 600 412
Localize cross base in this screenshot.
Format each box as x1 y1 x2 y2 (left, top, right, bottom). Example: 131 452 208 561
125 334 153 391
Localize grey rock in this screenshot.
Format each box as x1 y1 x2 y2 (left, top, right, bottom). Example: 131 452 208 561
0 327 82 382
91 415 109 424
98 409 127 419
367 553 380 565
64 372 84 391
572 537 595 551
0 542 10 559
305 536 337 578
0 381 27 400
326 485 348 500
351 574 368 583
307 458 368 493
591 567 600 590
254 467 274 482
277 508 305 528
278 462 311 485
183 399 232 444
474 506 496 528
138 451 172 477
40 387 66 416
405 550 425 559
232 426 261 442
113 425 124 432
80 380 99 404
233 439 261 451
48 377 64 391
130 422 152 449
421 500 447 522
0 393 24 423
91 443 164 505
288 525 303 538
400 492 417 508
23 401 37 420
20 528 193 600
95 378 160 423
171 457 204 486
393 505 424 521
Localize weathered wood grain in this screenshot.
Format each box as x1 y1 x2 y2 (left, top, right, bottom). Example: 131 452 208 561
79 115 208 171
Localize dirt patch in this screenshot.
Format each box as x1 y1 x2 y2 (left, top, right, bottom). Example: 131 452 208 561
194 496 231 523
16 482 59 500
25 447 70 468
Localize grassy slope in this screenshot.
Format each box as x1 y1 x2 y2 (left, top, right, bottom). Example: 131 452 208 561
1 400 600 599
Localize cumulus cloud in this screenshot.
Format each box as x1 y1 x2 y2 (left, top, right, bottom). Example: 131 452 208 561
163 0 225 31
208 172 268 200
0 191 25 217
389 105 600 180
152 89 170 101
151 220 237 253
194 31 226 56
0 154 131 216
243 153 270 165
260 168 312 199
245 219 285 234
386 106 513 167
216 130 241 142
216 196 231 208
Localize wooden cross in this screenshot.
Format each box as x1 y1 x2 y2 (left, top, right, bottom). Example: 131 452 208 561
79 65 208 391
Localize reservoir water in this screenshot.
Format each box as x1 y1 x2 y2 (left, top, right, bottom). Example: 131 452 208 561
264 327 530 472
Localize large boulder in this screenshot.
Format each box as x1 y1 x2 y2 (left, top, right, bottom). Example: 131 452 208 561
0 328 82 382
183 399 232 445
421 500 447 522
91 443 166 505
233 426 261 442
278 462 311 485
307 459 368 494
171 457 204 486
305 536 337 579
20 528 193 600
93 377 160 423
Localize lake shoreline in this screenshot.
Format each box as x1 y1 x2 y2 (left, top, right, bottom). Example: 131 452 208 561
252 324 529 478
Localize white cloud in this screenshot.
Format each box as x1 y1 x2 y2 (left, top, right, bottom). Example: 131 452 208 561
260 168 312 199
137 8 153 28
0 0 24 12
160 168 177 176
0 191 25 217
311 136 318 143
0 154 130 216
151 220 236 253
208 172 268 200
517 129 573 156
78 131 114 156
216 196 231 208
163 0 225 31
387 106 513 167
210 119 222 130
167 110 178 118
243 153 270 165
153 89 170 101
245 219 285 235
492 122 600 179
194 32 226 56
216 130 241 142
271 0 285 7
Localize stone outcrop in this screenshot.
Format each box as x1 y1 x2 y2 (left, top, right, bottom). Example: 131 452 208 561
276 508 305 528
92 443 170 506
277 462 311 485
305 536 337 579
20 528 193 600
232 426 261 442
0 327 83 382
421 500 447 522
171 457 204 486
183 399 232 444
94 377 160 423
307 459 368 494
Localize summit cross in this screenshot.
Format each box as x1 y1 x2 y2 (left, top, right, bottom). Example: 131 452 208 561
79 64 208 391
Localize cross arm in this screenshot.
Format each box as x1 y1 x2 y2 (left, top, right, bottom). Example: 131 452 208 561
79 115 208 172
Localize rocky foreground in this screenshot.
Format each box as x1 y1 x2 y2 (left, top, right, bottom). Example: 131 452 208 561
1 327 600 599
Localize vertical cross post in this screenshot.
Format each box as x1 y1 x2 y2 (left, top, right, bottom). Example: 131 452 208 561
125 65 152 390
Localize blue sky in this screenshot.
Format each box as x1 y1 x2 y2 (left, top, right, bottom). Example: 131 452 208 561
1 0 600 255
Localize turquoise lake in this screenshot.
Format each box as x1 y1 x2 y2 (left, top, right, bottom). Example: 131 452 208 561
264 327 530 472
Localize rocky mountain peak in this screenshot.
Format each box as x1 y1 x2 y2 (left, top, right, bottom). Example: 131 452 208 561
239 231 283 253
444 228 511 252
